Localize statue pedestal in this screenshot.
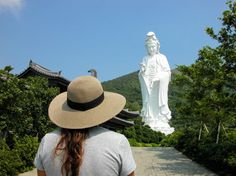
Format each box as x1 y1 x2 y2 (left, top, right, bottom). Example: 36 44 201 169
143 118 174 135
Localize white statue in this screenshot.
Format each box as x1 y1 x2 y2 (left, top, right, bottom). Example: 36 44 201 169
139 32 174 135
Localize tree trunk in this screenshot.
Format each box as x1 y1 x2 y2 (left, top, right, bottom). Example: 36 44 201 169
204 123 209 134
198 121 203 141
216 120 221 144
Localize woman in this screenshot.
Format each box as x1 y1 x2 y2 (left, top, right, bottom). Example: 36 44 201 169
34 76 136 176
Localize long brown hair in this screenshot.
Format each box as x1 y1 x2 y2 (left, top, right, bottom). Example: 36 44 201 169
55 128 88 176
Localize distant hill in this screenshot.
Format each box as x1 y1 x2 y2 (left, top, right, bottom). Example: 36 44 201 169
102 71 142 110
102 69 179 111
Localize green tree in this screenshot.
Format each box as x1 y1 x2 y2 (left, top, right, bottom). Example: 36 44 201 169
0 138 23 176
0 66 59 140
123 118 165 145
0 66 60 174
172 0 236 143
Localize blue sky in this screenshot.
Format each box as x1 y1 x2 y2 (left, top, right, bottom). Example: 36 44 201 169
0 0 229 81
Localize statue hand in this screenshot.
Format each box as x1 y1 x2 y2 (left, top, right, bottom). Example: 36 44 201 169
140 63 146 73
150 77 160 88
153 76 160 82
150 80 154 88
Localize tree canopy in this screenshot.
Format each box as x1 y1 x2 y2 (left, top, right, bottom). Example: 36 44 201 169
0 66 59 139
172 0 236 136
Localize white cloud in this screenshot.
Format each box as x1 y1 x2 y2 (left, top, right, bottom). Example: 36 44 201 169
0 0 24 13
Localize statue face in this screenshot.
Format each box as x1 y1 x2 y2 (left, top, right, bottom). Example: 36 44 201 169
146 43 157 56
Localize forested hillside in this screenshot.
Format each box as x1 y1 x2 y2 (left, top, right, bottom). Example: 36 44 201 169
102 70 179 112
102 71 142 111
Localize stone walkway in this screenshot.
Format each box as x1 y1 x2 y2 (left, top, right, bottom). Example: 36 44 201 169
132 147 216 176
19 147 217 176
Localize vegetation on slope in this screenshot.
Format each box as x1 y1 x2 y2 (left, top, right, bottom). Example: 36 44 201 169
102 71 142 111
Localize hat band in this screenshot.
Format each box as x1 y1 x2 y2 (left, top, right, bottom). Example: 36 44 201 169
67 92 104 111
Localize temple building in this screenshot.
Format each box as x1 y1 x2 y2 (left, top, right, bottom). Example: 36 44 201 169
18 60 139 130
18 60 69 92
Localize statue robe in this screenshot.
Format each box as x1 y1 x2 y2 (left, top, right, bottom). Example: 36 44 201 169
139 53 171 125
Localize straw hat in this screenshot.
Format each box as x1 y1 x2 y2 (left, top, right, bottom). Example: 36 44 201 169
48 76 126 129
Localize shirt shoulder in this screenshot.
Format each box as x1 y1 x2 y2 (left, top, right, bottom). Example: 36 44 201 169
88 127 126 143
40 129 61 154
44 128 61 138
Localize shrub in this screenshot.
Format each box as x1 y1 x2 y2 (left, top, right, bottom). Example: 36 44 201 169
13 136 39 172
0 139 22 176
128 138 139 146
0 136 39 175
160 130 184 147
170 128 236 175
143 143 153 147
150 143 160 147
123 118 165 145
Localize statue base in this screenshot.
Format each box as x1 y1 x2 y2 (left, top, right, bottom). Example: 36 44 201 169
143 118 174 135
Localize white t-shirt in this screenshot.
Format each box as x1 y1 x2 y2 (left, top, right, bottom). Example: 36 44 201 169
34 126 136 176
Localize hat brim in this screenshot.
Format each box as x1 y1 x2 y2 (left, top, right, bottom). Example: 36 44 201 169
48 91 126 129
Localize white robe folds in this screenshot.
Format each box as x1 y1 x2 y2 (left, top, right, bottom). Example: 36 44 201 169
139 53 171 126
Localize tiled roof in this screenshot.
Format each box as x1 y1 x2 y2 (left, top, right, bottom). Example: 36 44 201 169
19 60 70 83
29 60 61 77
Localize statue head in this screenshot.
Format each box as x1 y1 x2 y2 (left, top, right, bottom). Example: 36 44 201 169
145 32 160 56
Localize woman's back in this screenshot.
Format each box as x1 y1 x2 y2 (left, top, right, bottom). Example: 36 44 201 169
34 76 136 176
34 126 136 176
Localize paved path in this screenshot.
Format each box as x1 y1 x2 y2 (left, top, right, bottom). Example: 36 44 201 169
132 147 216 176
19 147 217 176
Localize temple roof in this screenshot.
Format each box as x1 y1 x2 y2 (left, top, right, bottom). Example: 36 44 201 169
18 60 70 83
102 116 134 130
118 109 139 119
